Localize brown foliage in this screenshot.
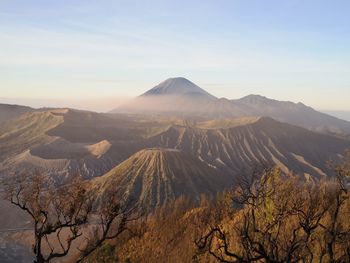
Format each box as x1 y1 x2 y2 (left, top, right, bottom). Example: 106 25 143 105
196 165 350 263
84 159 350 263
3 153 350 263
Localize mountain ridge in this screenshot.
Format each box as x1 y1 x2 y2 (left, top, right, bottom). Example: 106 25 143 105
112 77 350 136
147 116 349 178
3 109 349 184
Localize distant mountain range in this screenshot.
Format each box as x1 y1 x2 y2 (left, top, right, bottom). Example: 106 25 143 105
1 77 350 212
113 77 350 136
0 108 349 205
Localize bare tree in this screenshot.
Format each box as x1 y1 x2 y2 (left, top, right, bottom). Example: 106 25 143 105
196 165 350 263
318 167 350 262
2 172 89 263
76 188 135 263
2 172 132 263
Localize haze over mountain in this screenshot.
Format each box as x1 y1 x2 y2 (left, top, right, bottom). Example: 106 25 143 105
113 77 350 136
0 77 350 212
115 77 216 116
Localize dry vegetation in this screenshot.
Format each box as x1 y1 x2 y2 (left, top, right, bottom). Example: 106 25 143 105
2 153 350 263
1 173 135 263
196 167 350 263
92 156 350 263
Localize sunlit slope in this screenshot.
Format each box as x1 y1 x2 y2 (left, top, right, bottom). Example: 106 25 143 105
148 117 350 177
0 109 169 181
0 103 35 123
0 110 65 161
197 117 261 129
1 108 349 183
92 148 230 211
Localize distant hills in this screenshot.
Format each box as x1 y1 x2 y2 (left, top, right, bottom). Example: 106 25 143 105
113 77 350 136
0 108 349 185
1 77 350 211
0 104 35 123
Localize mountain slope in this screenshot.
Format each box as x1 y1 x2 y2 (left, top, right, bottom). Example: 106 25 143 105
112 78 350 135
92 148 230 211
0 109 172 182
147 117 350 178
1 108 349 186
142 77 216 99
113 77 217 115
0 103 35 123
0 109 139 182
0 110 65 161
232 95 350 135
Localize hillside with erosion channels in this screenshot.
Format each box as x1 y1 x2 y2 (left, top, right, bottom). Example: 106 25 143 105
1 78 350 262
1 107 349 187
91 148 231 212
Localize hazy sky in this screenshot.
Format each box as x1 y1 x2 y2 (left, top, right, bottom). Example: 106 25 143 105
0 0 349 112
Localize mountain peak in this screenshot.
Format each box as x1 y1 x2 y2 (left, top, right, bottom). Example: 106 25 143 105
141 77 216 99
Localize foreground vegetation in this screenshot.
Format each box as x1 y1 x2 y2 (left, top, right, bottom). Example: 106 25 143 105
2 154 350 262
98 160 350 263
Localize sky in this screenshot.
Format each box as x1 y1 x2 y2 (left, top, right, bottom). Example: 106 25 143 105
0 0 349 112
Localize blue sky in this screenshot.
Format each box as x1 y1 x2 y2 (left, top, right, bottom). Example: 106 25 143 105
0 0 349 111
